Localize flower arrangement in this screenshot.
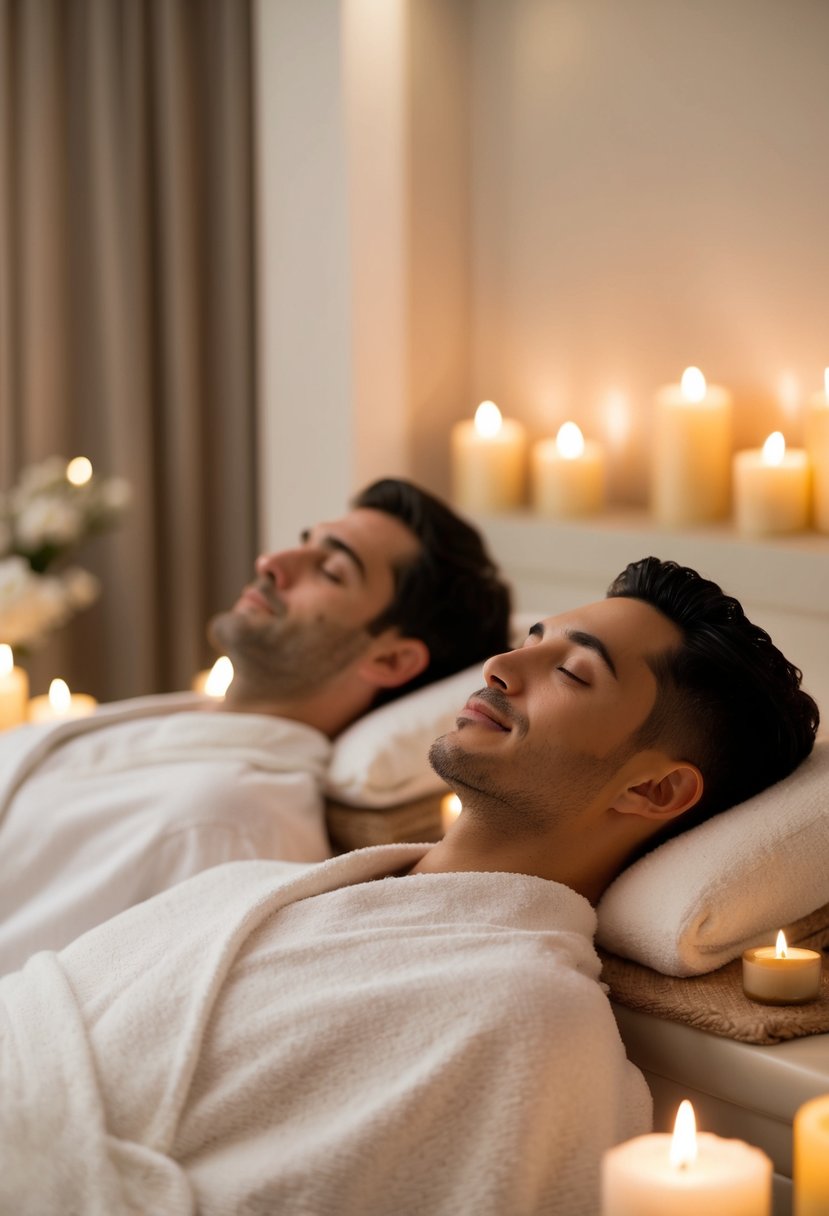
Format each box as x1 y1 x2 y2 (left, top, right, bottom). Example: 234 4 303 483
0 456 131 650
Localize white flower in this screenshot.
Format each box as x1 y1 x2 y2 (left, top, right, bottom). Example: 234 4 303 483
14 498 84 551
0 558 82 648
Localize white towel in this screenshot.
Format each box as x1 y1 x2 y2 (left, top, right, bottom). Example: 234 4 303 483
0 845 650 1215
597 737 829 976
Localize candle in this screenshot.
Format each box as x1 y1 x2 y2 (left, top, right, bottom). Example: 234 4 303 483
651 367 733 526
0 644 29 730
794 1094 829 1216
733 432 810 535
28 678 98 723
531 422 606 518
192 656 234 697
450 401 527 512
805 368 829 533
440 792 462 834
742 930 822 1005
602 1099 772 1215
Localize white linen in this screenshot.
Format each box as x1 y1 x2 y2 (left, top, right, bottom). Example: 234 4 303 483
597 737 829 976
0 693 331 972
0 844 651 1216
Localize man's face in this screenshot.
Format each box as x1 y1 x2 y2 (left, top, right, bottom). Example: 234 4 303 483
208 507 421 698
429 596 683 834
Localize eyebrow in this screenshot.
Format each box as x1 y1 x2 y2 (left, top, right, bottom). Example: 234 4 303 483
529 622 618 679
300 528 367 582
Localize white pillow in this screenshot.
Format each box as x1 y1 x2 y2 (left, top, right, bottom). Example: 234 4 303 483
596 737 829 977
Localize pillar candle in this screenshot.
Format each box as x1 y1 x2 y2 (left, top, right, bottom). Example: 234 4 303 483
805 368 829 533
651 367 733 527
0 644 29 730
742 931 822 1005
451 401 527 513
794 1094 829 1216
192 656 234 697
733 433 810 535
602 1100 772 1215
28 678 98 723
531 422 606 518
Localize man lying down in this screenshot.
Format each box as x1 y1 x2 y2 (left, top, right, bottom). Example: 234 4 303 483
0 559 818 1216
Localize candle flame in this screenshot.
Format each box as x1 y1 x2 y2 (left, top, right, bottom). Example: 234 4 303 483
48 678 72 713
762 431 786 467
776 930 789 959
669 1100 698 1169
474 401 503 439
556 421 585 460
0 644 12 677
680 367 707 403
204 656 234 697
441 793 462 824
66 456 93 486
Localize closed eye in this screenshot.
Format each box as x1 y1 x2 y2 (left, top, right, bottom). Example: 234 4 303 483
320 566 344 585
558 666 589 687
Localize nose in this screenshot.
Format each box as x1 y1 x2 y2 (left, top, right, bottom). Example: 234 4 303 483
482 647 525 695
255 547 307 591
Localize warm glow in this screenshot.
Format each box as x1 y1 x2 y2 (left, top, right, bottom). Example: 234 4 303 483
204 656 234 697
761 432 786 466
669 1100 698 1169
441 792 462 832
474 400 503 439
66 456 93 486
680 367 707 403
0 645 12 678
48 678 72 713
776 930 789 959
604 389 631 449
824 367 829 400
556 421 585 460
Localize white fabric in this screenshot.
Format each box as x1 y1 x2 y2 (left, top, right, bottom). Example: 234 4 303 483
0 844 650 1216
597 737 829 976
0 693 331 973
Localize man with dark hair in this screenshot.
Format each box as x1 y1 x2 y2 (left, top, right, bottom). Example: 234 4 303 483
0 478 511 971
0 558 817 1215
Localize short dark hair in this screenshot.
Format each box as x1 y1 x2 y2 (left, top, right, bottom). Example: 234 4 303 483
352 478 512 702
607 557 819 835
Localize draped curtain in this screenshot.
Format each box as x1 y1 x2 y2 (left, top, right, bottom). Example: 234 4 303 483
0 0 257 701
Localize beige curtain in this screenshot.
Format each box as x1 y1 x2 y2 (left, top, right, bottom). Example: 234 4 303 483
0 0 257 701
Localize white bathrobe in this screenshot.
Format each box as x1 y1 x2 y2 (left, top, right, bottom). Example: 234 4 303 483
0 693 331 972
0 844 651 1216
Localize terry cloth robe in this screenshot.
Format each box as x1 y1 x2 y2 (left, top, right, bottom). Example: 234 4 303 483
0 843 651 1216
0 692 331 973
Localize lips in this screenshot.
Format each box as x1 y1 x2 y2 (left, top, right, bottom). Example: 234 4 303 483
236 584 282 616
458 696 511 732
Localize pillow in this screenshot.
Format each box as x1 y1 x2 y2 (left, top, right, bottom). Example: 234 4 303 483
596 737 829 977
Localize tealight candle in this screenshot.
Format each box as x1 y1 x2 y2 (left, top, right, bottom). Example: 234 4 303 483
733 432 810 535
742 930 822 1005
651 367 733 527
0 644 29 730
601 1099 772 1215
806 368 829 533
440 792 462 834
28 678 98 723
531 422 606 518
450 401 527 513
192 656 234 697
794 1094 829 1215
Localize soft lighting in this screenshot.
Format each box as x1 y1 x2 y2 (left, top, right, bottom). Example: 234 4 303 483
761 431 786 467
669 1100 698 1170
204 656 234 697
824 367 829 400
604 389 631 449
48 678 72 714
775 929 789 959
680 367 707 403
556 421 585 460
474 400 503 439
0 645 12 678
440 792 462 833
66 456 93 486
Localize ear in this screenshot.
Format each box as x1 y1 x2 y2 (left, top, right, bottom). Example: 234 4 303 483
613 761 704 824
356 633 430 691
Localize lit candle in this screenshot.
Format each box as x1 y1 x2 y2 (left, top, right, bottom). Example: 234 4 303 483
602 1099 772 1215
28 678 98 723
66 456 93 486
805 368 829 533
733 432 811 535
0 644 29 730
450 401 527 513
192 656 234 697
742 930 822 1005
440 792 462 834
651 367 733 526
794 1094 829 1216
531 422 606 518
